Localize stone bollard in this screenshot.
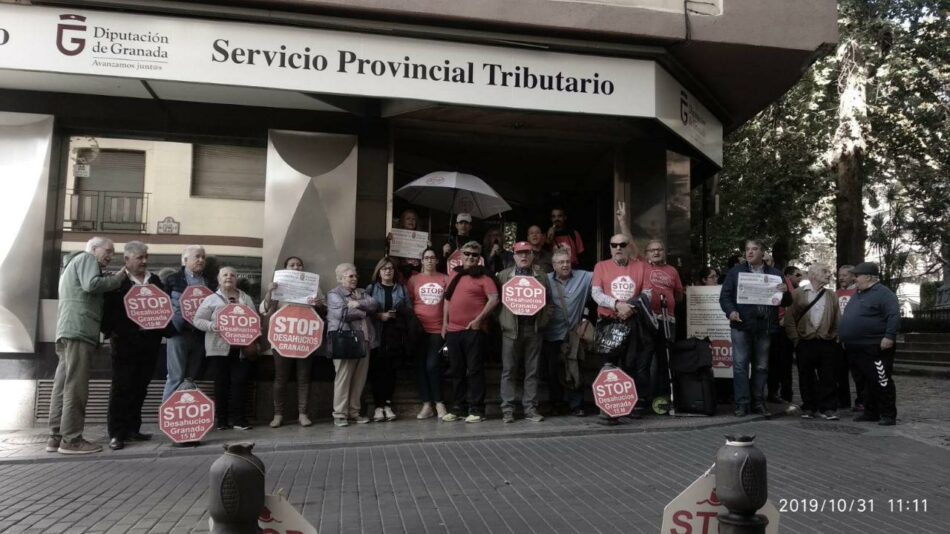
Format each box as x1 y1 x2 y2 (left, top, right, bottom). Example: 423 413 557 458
715 435 769 534
209 442 265 534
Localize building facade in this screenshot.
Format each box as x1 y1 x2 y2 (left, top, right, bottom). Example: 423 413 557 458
0 0 837 427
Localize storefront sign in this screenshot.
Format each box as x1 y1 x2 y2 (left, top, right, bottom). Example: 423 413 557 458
0 4 722 164
501 276 546 316
268 304 323 358
217 303 261 346
123 284 173 330
686 286 732 378
179 285 213 326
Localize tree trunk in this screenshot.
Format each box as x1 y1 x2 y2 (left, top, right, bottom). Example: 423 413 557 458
835 152 866 267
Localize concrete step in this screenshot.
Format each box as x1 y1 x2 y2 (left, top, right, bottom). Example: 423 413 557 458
894 363 950 379
902 333 950 343
894 350 950 364
898 341 950 351
894 358 950 368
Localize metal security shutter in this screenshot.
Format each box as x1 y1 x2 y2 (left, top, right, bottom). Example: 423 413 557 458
35 380 255 423
191 144 266 201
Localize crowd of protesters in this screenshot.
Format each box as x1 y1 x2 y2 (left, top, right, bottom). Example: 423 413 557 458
46 206 900 454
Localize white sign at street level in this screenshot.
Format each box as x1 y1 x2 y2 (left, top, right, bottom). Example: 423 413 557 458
180 285 213 326
592 367 638 418
159 389 214 443
661 465 779 534
268 304 324 358
217 303 261 346
123 284 173 330
258 494 318 534
501 276 546 316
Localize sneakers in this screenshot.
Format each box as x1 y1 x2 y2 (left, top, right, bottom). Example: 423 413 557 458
435 402 448 419
233 422 252 431
384 405 397 421
800 411 816 419
46 436 61 453
819 411 839 421
352 416 371 424
524 411 545 423
441 413 459 422
853 413 880 423
464 414 484 423
878 417 896 426
299 414 313 427
417 403 435 420
734 406 749 417
502 412 515 424
752 405 771 418
58 439 102 455
334 418 350 427
269 415 283 428
373 407 386 422
571 408 587 417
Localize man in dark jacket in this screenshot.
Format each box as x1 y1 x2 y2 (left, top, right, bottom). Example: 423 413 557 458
102 241 167 450
719 239 792 417
162 245 217 400
839 262 900 426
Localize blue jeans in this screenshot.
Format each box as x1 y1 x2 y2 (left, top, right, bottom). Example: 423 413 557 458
416 333 444 403
162 332 205 400
730 328 771 408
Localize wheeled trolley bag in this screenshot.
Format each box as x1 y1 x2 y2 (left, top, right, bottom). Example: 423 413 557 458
670 338 717 416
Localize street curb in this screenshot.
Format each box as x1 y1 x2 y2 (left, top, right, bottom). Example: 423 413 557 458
0 414 768 466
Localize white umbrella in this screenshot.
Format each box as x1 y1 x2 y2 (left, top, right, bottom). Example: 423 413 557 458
395 171 511 219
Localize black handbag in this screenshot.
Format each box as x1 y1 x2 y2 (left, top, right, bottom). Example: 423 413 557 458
592 319 632 356
328 308 366 360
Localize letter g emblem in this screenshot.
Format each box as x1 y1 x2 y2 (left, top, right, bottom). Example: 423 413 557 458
56 14 87 56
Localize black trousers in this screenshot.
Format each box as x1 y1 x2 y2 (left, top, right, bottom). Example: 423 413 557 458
108 335 161 439
768 331 794 402
369 346 398 406
446 330 486 416
834 344 852 409
542 339 584 411
208 349 253 425
796 339 838 413
846 344 866 406
846 344 897 419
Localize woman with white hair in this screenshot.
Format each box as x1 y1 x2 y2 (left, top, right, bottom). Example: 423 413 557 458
193 267 257 431
326 263 378 427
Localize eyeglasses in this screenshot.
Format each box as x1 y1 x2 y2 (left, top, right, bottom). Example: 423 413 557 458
610 242 628 249
422 256 438 261
461 251 480 257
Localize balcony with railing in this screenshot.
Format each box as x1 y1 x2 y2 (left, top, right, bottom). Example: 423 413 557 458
64 189 150 233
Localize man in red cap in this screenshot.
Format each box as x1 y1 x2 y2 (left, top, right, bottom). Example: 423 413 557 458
496 241 553 423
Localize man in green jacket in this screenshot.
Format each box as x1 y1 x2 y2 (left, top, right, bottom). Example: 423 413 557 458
497 241 553 423
48 237 127 455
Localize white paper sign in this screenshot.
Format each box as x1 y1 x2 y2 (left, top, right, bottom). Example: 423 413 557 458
737 273 784 306
389 228 429 259
661 464 779 534
271 270 320 305
210 493 317 534
686 286 732 378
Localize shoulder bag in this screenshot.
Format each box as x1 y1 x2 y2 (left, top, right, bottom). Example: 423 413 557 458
328 306 366 360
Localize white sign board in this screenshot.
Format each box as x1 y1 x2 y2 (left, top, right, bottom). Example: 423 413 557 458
737 273 784 306
389 228 429 259
686 286 732 378
271 270 320 305
210 493 317 534
660 465 779 534
0 4 721 164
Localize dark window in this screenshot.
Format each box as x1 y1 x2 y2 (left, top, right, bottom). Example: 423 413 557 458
191 144 266 201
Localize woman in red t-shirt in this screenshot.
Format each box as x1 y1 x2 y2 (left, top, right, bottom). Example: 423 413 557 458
407 248 448 420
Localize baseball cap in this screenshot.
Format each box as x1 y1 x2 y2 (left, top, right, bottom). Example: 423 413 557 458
456 213 473 223
513 241 532 253
850 262 880 276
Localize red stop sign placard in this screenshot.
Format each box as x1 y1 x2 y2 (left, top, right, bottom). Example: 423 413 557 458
501 275 546 316
159 388 214 443
592 366 638 418
217 303 261 346
180 285 214 326
123 284 173 330
447 249 485 272
268 304 324 358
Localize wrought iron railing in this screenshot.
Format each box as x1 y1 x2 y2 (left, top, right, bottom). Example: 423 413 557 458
64 189 150 233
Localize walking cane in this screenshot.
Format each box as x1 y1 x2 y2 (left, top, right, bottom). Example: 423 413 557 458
660 294 676 416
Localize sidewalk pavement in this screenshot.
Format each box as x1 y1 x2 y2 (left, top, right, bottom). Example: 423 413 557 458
0 375 947 533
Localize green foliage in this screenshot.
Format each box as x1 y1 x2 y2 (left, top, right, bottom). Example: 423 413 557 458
919 281 941 309
710 0 950 277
